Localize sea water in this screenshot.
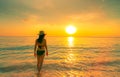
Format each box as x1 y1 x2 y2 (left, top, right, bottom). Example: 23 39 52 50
0 36 120 77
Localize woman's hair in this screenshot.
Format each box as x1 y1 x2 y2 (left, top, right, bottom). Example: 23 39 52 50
37 35 45 43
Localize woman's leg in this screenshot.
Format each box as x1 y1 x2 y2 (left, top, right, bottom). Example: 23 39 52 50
37 54 45 72
39 54 45 70
37 56 40 72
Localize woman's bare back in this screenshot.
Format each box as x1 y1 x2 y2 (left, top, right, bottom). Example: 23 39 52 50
37 39 46 50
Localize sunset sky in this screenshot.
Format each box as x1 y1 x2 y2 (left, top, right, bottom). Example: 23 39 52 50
0 0 120 37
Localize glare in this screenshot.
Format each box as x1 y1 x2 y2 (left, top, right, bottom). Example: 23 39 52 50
68 37 74 47
65 37 76 64
66 25 76 34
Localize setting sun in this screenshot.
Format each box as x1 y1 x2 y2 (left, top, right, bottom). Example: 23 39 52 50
66 25 77 34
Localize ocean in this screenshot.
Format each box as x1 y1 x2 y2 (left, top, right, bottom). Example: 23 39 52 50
0 36 120 77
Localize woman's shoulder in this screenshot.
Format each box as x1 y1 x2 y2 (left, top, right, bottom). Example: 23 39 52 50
43 39 46 42
35 39 38 42
35 39 39 43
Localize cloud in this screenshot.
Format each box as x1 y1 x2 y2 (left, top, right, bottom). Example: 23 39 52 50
0 0 103 19
0 0 120 25
67 11 106 22
22 15 39 24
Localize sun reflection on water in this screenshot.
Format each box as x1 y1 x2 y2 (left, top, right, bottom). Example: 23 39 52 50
65 37 76 64
68 37 74 47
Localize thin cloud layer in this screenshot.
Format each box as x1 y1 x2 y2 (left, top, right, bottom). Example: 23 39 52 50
0 0 120 36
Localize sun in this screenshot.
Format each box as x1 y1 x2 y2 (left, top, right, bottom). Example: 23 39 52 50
66 25 77 34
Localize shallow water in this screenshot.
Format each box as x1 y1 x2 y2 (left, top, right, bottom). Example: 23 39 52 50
0 36 120 77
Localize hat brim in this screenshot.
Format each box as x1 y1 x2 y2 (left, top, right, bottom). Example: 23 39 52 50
38 34 46 35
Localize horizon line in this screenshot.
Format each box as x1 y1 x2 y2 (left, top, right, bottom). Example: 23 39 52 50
0 35 120 38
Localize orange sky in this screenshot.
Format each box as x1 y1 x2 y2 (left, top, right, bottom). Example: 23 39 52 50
0 0 120 37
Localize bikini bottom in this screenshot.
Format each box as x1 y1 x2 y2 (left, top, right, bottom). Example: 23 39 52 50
37 50 45 56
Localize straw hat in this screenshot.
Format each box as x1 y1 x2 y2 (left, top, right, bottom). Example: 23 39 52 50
38 31 46 35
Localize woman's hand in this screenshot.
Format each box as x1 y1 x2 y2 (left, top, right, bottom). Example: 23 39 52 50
46 51 48 56
34 53 37 57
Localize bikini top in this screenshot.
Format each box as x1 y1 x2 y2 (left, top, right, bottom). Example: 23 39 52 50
37 40 45 49
38 44 44 49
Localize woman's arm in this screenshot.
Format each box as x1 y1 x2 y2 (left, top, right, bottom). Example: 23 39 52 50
44 39 48 56
34 40 37 57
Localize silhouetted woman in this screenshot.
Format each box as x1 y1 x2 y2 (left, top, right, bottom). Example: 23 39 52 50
34 31 48 73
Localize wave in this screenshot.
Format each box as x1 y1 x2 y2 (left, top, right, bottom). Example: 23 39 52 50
0 45 111 51
1 60 119 73
0 63 34 73
0 45 107 50
0 45 34 51
48 45 109 50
